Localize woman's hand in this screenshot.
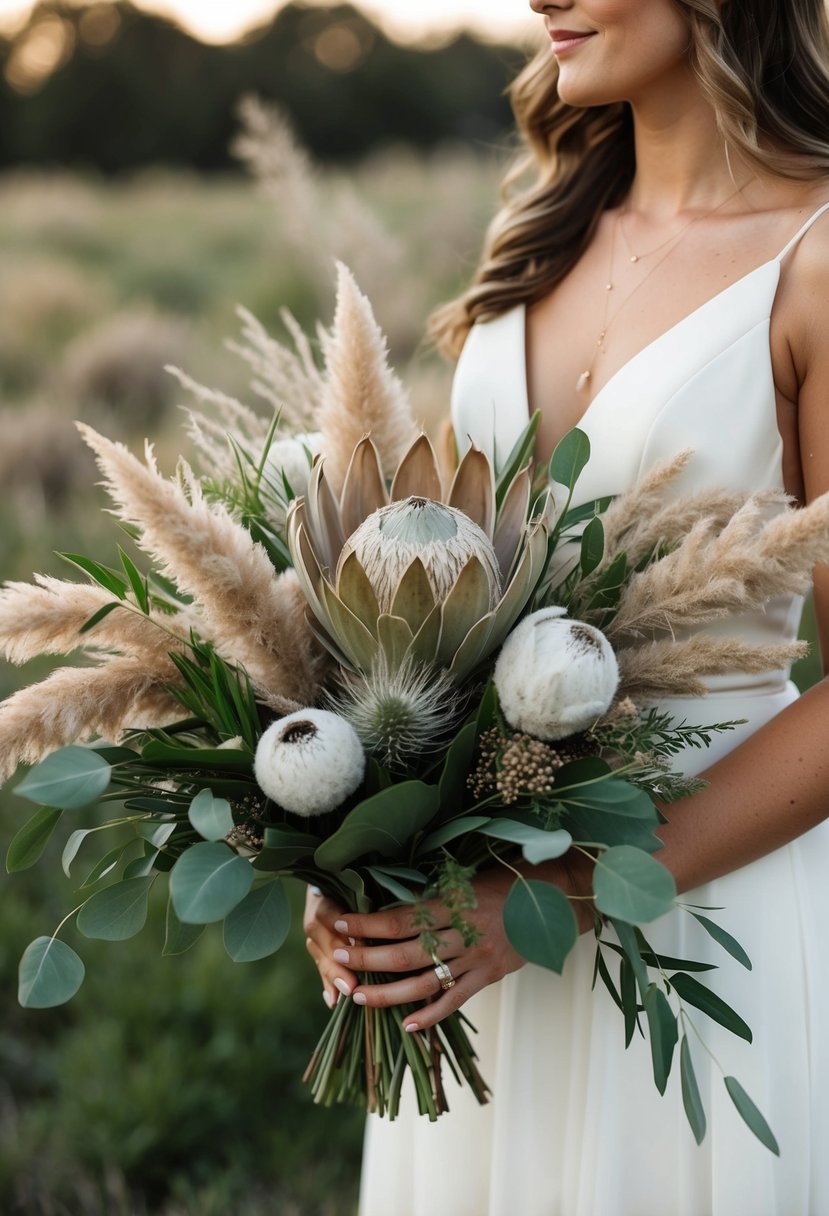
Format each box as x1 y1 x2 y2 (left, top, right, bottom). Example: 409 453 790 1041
303 885 359 1009
329 855 596 1032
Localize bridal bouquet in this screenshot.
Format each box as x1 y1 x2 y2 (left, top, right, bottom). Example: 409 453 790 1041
3 267 828 1152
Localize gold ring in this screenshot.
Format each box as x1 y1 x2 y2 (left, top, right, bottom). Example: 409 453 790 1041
432 954 456 991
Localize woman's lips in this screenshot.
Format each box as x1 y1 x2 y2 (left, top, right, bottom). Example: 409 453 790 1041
548 29 596 55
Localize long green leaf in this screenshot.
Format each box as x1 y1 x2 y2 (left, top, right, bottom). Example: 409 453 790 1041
76 877 154 940
416 815 491 855
57 553 128 598
6 806 63 872
669 973 752 1043
724 1077 779 1155
118 547 150 614
644 984 678 1095
170 842 253 924
691 912 752 970
15 748 112 810
503 878 577 974
18 936 85 1008
223 880 291 962
680 1037 707 1145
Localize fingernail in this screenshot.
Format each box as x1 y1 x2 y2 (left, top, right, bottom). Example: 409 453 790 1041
404 1022 419 1033
334 919 348 933
323 990 333 1008
332 948 350 964
353 992 367 1006
309 885 322 896
334 978 352 997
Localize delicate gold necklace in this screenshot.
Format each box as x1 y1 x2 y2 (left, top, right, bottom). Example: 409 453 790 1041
618 205 701 263
576 181 753 395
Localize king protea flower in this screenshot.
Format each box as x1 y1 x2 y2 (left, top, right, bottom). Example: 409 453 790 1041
287 435 549 681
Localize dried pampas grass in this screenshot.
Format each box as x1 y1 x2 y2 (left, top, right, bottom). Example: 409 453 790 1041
0 659 183 782
607 491 829 642
316 264 417 494
0 576 193 668
617 635 808 700
78 424 324 705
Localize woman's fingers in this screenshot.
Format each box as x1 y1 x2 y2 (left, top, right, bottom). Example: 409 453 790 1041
350 954 473 1010
303 886 358 999
402 970 481 1031
334 903 452 942
332 930 464 975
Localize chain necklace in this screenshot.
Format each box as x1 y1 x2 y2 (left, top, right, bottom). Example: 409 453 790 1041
576 181 753 395
618 204 702 263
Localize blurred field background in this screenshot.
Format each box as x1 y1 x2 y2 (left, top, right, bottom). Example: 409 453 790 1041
0 2 522 1213
0 3 822 1214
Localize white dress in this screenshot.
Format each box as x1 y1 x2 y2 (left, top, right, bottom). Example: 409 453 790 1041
358 202 829 1216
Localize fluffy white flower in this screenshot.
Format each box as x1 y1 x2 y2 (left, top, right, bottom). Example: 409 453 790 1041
494 608 619 741
254 707 365 816
263 432 321 502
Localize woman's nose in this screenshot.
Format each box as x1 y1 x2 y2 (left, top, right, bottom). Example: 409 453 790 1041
529 0 575 15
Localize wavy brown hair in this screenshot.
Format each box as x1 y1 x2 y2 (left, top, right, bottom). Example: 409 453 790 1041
430 0 829 358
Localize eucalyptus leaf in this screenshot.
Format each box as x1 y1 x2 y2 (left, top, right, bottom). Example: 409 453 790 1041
417 815 491 855
610 918 649 999
188 790 235 842
6 806 63 872
723 1077 779 1155
680 1036 707 1145
62 827 94 877
478 820 573 864
669 973 752 1043
76 877 154 941
366 868 417 902
163 897 206 956
549 427 590 494
594 947 624 1014
621 956 638 1046
79 842 136 889
15 747 112 810
18 936 85 1008
314 781 440 873
566 804 663 853
223 880 291 962
644 984 678 1095
691 912 752 970
593 847 676 923
503 879 577 974
170 842 254 924
254 826 319 872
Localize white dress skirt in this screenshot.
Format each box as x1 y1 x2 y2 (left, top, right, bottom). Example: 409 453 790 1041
358 202 829 1216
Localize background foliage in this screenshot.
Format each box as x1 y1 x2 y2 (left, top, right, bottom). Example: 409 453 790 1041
0 0 526 170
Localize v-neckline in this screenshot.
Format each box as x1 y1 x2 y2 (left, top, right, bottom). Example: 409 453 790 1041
521 255 782 437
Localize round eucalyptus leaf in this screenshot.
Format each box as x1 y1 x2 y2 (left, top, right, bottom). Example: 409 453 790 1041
15 747 112 810
503 879 577 974
170 842 253 924
76 876 154 940
188 789 235 842
593 846 676 923
18 936 85 1008
223 881 291 962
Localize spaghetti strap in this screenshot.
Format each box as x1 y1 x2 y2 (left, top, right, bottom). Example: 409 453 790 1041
776 199 829 261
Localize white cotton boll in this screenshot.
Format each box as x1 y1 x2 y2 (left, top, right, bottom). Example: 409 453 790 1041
254 708 365 816
494 608 619 741
263 432 321 501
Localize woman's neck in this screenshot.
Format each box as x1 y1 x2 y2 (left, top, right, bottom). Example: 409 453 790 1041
625 68 750 216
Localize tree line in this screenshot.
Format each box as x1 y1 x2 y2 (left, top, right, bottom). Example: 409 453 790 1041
0 1 526 171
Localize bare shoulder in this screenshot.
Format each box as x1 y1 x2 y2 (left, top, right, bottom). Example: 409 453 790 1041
775 182 829 376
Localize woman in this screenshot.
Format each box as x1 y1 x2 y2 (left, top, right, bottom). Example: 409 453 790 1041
305 2 829 1212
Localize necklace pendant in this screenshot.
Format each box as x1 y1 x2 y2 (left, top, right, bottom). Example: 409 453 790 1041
630 254 639 263
576 370 592 392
